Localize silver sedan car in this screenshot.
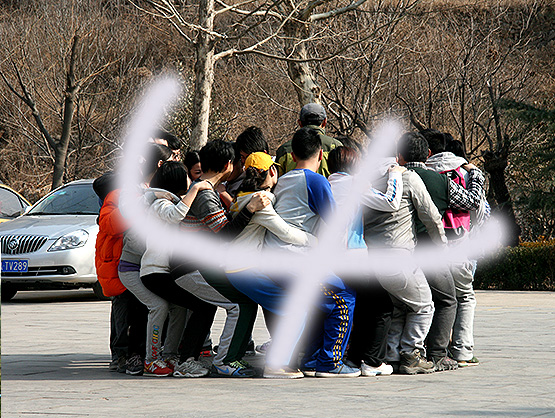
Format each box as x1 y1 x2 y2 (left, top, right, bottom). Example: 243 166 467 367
0 179 104 301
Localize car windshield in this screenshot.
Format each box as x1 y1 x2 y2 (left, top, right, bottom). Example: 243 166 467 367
28 183 100 215
0 187 25 218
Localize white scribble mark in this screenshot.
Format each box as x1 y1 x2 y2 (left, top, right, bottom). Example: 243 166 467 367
118 77 505 370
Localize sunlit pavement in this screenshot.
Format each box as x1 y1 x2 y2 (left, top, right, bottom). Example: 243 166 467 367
2 290 555 418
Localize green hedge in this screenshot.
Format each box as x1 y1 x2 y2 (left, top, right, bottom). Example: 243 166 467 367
475 242 555 290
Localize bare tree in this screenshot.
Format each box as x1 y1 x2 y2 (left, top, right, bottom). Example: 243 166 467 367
0 1 180 194
132 0 392 149
392 2 545 244
1 36 85 190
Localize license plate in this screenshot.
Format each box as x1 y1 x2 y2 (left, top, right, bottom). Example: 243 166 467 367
1 259 29 273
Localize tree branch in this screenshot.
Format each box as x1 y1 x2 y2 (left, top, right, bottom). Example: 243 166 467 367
301 0 325 20
1 62 57 150
214 1 301 61
474 120 494 151
310 0 368 22
142 0 227 40
396 93 426 132
214 0 283 19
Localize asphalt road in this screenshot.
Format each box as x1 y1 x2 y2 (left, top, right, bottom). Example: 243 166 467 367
2 290 555 418
5 288 98 303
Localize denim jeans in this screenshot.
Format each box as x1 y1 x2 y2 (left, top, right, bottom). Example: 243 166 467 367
449 260 476 361
424 265 457 359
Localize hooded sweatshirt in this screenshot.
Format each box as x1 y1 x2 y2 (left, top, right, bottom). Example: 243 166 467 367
425 152 467 173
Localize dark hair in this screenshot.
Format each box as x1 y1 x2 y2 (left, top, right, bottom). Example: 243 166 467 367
445 138 467 160
328 146 359 174
199 140 235 173
93 171 116 202
236 126 269 155
420 128 446 155
291 127 322 160
238 166 269 193
184 150 201 171
334 135 362 152
301 116 325 127
154 129 182 151
149 161 189 195
397 132 429 163
143 143 172 178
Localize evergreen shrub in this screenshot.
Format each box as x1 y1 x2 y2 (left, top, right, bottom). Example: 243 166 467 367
475 239 555 290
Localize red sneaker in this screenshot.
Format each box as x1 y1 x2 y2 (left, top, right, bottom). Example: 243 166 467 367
144 359 173 377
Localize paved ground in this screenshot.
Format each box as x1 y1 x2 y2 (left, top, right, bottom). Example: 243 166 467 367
2 289 555 418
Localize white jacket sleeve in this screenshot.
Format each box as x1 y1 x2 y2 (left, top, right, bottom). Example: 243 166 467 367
150 198 190 224
360 171 403 212
251 204 316 247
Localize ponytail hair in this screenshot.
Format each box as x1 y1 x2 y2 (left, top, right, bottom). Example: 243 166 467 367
238 166 269 193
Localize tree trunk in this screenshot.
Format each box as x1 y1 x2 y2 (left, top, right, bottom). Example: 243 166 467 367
483 149 521 246
284 20 321 106
51 91 75 189
189 0 215 150
51 35 80 190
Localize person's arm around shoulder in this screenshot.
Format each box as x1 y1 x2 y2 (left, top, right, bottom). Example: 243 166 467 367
151 181 212 224
215 191 271 237
181 180 212 208
360 165 405 212
252 191 316 247
448 163 485 211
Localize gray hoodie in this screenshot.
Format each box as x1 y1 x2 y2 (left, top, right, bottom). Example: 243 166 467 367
425 152 467 173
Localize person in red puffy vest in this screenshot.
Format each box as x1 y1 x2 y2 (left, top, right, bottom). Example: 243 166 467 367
94 143 173 374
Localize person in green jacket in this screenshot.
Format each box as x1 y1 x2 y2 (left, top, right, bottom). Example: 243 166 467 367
275 103 342 177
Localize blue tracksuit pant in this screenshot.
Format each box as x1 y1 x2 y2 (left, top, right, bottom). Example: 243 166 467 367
228 269 356 371
300 281 356 372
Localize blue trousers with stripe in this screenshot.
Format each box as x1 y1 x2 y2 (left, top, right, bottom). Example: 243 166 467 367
300 280 356 372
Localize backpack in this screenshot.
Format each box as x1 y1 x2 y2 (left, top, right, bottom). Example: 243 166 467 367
441 166 471 241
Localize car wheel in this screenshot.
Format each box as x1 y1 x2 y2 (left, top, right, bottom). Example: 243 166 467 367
92 281 109 301
1 284 18 302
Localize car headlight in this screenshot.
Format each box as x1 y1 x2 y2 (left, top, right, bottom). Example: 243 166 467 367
48 229 89 251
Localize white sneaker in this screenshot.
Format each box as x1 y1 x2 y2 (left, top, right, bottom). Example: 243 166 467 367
263 366 304 379
173 358 209 378
361 361 393 376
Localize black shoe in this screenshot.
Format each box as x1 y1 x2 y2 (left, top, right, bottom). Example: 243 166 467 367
245 340 256 357
430 355 458 371
116 356 127 374
125 354 144 376
109 358 119 372
389 361 400 374
399 349 435 375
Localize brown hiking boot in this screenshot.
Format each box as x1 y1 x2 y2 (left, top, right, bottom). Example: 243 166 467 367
399 349 436 375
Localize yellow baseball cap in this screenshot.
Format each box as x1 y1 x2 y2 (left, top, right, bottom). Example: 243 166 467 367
244 152 279 171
